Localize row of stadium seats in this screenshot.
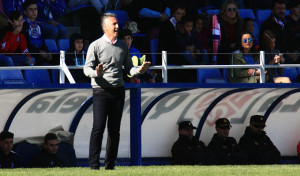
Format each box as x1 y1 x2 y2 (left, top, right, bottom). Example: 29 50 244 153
197 67 300 83
45 39 70 53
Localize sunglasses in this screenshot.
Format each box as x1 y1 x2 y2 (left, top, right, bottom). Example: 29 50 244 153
243 38 253 43
218 126 231 130
253 124 266 129
227 8 237 12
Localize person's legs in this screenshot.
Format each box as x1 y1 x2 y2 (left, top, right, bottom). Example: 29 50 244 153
0 55 14 66
12 55 35 66
89 88 110 169
105 87 125 169
40 23 59 40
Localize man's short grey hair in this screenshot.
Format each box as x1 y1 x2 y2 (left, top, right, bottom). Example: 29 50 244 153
101 13 117 30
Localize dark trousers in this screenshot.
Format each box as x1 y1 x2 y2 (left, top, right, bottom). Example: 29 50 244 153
89 87 125 169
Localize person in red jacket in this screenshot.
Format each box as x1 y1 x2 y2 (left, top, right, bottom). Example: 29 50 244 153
0 10 34 66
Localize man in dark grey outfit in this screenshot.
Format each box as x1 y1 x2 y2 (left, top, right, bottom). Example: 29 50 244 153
83 13 150 170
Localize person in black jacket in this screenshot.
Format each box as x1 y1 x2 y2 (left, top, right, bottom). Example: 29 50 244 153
208 118 248 165
31 133 65 168
171 121 217 165
238 115 281 164
0 131 21 169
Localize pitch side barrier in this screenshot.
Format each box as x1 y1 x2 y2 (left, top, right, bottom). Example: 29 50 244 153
1 83 300 166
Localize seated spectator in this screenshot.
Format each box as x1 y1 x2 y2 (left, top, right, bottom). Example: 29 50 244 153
194 15 212 54
171 121 217 165
31 133 65 168
242 17 258 50
177 16 208 64
260 30 291 83
228 31 260 83
207 118 248 165
118 29 155 83
36 0 67 40
217 0 243 65
259 0 289 53
68 0 109 15
285 0 300 64
22 0 53 66
65 33 89 83
238 115 281 164
2 0 23 17
0 11 34 66
0 131 22 169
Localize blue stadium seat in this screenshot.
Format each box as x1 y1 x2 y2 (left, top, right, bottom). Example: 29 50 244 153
256 10 290 26
239 9 255 19
206 9 220 15
57 39 70 51
24 70 52 84
281 67 298 82
0 70 26 84
57 142 77 167
13 142 40 168
45 39 59 53
197 68 226 83
106 10 129 29
150 39 159 65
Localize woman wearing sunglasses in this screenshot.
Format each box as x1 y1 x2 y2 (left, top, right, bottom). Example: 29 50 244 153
228 31 261 83
217 0 243 65
260 30 291 83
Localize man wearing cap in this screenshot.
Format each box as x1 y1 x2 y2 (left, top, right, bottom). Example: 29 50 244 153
0 131 22 168
171 121 217 165
208 118 248 165
238 115 281 164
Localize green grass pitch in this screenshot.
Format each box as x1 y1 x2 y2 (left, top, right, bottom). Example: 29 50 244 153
1 165 300 176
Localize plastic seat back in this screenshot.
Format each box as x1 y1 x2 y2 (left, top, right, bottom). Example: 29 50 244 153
0 70 26 84
106 10 129 29
57 39 70 51
197 68 225 83
24 69 51 84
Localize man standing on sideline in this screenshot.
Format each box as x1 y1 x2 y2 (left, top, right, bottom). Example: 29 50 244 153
0 131 21 168
83 13 151 170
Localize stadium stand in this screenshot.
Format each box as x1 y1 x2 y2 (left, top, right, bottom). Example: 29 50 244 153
45 39 59 53
106 10 129 30
206 9 220 15
0 70 26 84
256 9 290 26
23 70 52 84
57 39 70 51
239 9 255 19
281 67 298 82
197 68 226 83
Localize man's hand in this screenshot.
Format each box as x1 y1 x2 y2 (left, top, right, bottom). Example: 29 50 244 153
96 63 107 76
138 61 151 74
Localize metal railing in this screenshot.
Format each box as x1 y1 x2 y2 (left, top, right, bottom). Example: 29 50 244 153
1 50 300 84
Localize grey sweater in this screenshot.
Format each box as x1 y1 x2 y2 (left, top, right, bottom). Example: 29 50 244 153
84 35 140 88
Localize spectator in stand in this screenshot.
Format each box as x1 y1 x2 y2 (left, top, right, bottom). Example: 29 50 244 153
259 30 291 83
0 11 34 66
130 0 170 34
171 121 217 165
239 115 281 164
177 16 206 64
22 0 53 66
65 33 89 83
194 15 212 54
68 0 109 15
118 29 155 83
2 0 24 17
36 0 67 40
242 17 259 50
208 118 248 165
31 133 65 168
227 31 260 83
217 0 243 65
259 0 289 53
0 131 22 169
285 0 300 64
